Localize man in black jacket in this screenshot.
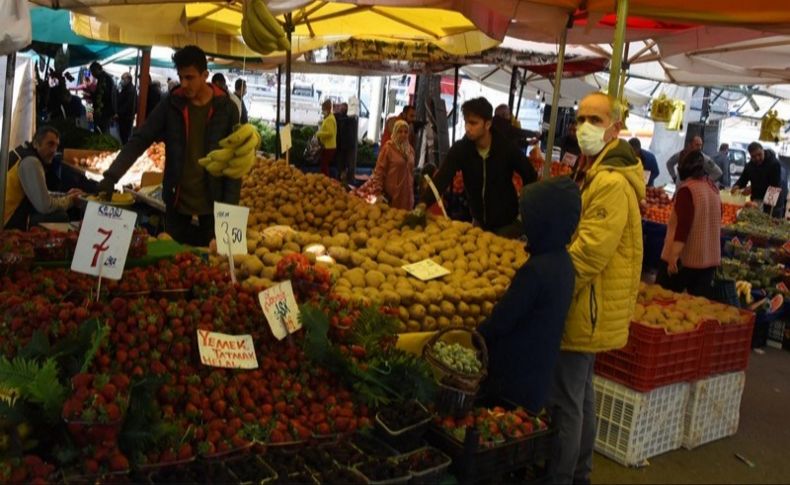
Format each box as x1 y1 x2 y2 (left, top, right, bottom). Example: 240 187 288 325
97 45 240 246
733 142 785 217
89 62 117 134
416 97 537 237
117 72 137 144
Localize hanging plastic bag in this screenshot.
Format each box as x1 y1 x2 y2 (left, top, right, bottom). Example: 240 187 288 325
0 0 32 56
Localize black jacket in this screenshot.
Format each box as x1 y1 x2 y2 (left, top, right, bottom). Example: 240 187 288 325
478 176 581 413
735 149 783 205
420 129 537 230
103 84 240 208
117 83 137 120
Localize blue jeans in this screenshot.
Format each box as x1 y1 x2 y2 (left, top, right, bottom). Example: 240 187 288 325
548 351 596 485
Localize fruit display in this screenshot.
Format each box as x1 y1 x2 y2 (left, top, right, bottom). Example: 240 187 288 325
198 124 260 179
241 0 290 55
233 159 527 332
728 206 790 242
431 341 482 375
635 283 747 331
642 187 672 224
76 142 164 189
436 406 549 446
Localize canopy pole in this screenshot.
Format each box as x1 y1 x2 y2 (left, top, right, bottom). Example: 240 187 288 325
284 13 293 129
508 66 518 114
607 0 630 99
451 65 459 141
543 19 569 180
136 48 151 126
276 65 282 158
516 71 526 118
0 52 17 231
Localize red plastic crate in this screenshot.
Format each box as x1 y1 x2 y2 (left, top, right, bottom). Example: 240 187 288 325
595 321 704 392
698 310 755 377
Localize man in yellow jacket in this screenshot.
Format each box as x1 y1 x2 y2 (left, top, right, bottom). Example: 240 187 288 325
316 99 337 177
548 92 645 484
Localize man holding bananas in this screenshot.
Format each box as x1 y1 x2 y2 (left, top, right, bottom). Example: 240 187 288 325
97 45 259 246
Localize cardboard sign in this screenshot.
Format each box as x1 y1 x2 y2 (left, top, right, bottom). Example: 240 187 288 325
280 123 293 154
763 186 782 207
561 152 578 167
214 202 249 256
258 281 302 340
402 259 450 281
197 330 258 369
71 201 137 280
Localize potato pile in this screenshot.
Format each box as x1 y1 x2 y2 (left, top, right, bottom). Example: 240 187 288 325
228 158 527 332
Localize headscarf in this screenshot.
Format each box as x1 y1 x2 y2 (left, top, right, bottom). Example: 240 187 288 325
389 119 413 159
678 149 706 181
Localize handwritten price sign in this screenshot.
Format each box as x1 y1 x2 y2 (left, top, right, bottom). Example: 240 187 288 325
763 186 782 207
214 202 249 256
197 330 258 369
71 201 137 280
402 259 450 281
258 281 301 340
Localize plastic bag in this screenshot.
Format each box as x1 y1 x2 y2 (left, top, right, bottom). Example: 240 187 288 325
0 0 31 56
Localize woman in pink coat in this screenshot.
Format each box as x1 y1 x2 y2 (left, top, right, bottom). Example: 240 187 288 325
366 120 415 210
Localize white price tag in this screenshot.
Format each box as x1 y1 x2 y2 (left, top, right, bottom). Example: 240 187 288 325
763 186 782 207
561 152 578 167
214 202 249 256
402 259 450 281
197 330 258 369
643 170 652 185
258 281 302 340
71 201 137 280
280 123 293 155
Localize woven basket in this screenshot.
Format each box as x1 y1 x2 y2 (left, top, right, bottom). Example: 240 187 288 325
423 328 488 392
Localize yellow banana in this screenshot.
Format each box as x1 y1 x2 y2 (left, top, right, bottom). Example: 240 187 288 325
246 3 278 45
227 151 254 169
208 148 236 163
222 164 250 179
234 131 260 157
219 123 256 148
276 36 290 52
205 161 226 176
198 156 213 167
250 0 286 40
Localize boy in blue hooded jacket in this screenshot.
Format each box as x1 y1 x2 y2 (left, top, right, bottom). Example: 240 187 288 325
478 176 581 413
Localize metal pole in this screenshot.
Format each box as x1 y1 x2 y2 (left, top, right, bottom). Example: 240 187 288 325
516 72 526 118
136 48 151 125
543 24 568 180
275 65 282 157
451 65 459 141
0 52 17 230
508 66 518 113
284 13 293 129
607 0 630 99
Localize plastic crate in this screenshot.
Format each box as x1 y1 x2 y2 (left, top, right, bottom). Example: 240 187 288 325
699 311 755 377
768 320 786 349
594 321 704 392
593 376 689 466
683 372 745 449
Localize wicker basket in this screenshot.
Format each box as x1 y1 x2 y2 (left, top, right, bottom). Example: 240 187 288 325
422 328 488 392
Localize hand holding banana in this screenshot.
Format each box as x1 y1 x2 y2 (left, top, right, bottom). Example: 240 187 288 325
241 0 291 56
198 123 260 179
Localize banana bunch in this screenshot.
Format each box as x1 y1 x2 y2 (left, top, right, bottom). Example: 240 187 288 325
736 280 753 305
241 0 290 55
199 123 260 179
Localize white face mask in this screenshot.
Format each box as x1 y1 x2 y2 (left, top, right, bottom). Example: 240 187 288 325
577 121 612 156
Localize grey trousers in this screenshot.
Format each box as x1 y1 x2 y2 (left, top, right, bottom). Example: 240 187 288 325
547 351 596 485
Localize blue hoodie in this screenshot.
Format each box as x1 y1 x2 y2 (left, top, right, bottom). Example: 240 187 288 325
478 176 581 413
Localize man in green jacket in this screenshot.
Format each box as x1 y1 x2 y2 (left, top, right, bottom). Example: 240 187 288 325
548 92 645 484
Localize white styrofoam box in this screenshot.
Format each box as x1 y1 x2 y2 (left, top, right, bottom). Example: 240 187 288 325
594 376 689 466
683 371 745 449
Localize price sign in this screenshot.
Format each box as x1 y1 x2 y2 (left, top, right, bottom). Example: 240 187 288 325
561 152 578 167
777 282 789 293
197 330 258 369
744 239 754 252
782 240 790 253
214 202 249 256
764 186 782 207
258 281 301 340
402 259 450 281
280 123 293 155
643 170 651 185
731 237 742 248
71 201 137 280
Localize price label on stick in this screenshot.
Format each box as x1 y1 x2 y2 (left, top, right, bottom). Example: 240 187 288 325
280 123 293 155
561 152 578 167
214 202 249 256
259 281 302 340
643 170 651 185
71 201 137 280
402 259 450 281
196 330 258 369
764 186 782 207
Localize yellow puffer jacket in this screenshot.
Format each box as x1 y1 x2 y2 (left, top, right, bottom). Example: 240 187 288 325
562 139 645 353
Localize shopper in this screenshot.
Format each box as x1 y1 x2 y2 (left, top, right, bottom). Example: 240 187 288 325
413 97 538 238
212 73 242 119
628 137 659 187
549 92 645 485
478 176 581 414
357 120 415 210
97 45 240 246
492 104 540 151
4 126 83 230
657 150 722 298
666 135 722 183
732 142 785 217
234 78 249 124
381 105 416 148
88 62 117 134
712 143 731 188
146 78 163 117
315 99 337 177
117 72 137 144
559 120 581 164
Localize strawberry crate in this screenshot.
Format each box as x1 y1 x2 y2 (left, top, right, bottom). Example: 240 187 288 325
683 371 745 449
594 376 689 466
698 311 755 377
594 321 704 392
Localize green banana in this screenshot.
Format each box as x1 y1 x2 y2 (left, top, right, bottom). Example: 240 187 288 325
227 151 254 169
276 36 291 52
247 2 278 45
205 161 226 176
241 18 267 54
250 0 286 40
222 164 250 179
234 131 260 157
219 123 256 148
208 148 236 163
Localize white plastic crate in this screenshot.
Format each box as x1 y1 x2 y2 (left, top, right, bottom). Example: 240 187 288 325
683 371 745 449
593 376 689 466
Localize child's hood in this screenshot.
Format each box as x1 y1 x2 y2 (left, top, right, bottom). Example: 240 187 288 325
519 176 581 255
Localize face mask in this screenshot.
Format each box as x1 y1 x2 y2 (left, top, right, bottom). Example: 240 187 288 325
576 121 611 156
